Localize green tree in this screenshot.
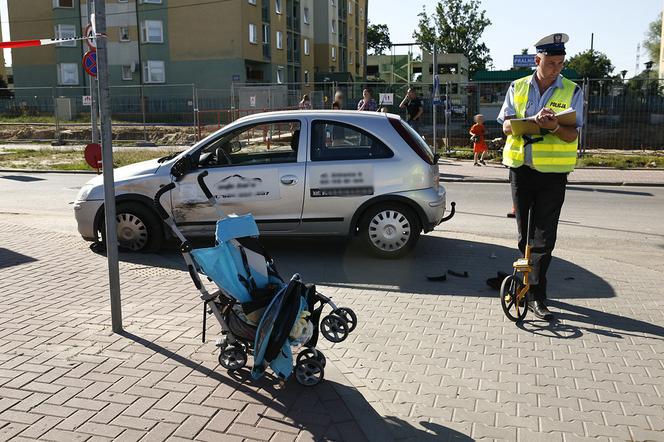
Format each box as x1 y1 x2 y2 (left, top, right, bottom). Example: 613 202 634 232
412 0 492 75
643 13 661 65
367 23 392 55
566 49 615 78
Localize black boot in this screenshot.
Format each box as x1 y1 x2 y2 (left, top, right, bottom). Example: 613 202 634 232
528 300 554 321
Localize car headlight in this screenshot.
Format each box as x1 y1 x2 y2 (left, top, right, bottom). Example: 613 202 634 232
76 184 94 202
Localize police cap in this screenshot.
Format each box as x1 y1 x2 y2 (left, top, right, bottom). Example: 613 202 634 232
535 33 569 56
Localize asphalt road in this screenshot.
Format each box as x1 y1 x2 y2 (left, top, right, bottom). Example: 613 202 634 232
1 171 663 273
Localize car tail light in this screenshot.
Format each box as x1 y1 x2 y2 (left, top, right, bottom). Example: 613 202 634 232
388 117 435 165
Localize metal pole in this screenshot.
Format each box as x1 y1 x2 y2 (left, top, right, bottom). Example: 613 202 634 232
53 87 61 144
94 0 123 333
432 45 437 152
581 78 589 155
141 85 147 142
87 0 98 143
445 81 450 150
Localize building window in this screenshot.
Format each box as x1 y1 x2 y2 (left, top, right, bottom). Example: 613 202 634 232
140 0 162 3
249 23 258 44
360 54 363 66
121 65 133 80
275 0 282 14
360 7 363 16
57 63 78 85
303 7 310 24
143 60 165 83
276 31 283 49
52 0 73 8
304 70 309 85
331 19 337 33
331 0 336 6
331 46 336 60
55 24 76 47
119 27 130 42
349 52 353 65
262 24 269 43
141 20 163 43
248 0 256 4
348 1 352 13
118 0 128 2
303 38 310 55
276 67 284 84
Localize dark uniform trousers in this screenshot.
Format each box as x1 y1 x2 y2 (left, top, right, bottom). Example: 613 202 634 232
509 165 567 302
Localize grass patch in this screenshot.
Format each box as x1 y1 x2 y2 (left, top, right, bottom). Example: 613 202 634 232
0 148 179 170
577 154 664 169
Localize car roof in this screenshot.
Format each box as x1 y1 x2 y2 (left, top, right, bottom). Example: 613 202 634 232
235 109 401 122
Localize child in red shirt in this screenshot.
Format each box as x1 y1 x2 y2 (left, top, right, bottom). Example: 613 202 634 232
469 114 487 166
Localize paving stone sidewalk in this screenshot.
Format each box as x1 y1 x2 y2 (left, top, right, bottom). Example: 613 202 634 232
440 160 664 185
0 221 374 442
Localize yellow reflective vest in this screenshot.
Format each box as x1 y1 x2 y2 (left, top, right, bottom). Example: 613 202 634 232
502 75 578 173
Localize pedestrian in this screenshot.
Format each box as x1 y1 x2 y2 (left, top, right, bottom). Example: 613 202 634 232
379 106 389 113
298 94 312 110
469 114 487 166
357 88 377 111
399 88 423 132
333 90 344 109
331 100 341 110
497 33 584 321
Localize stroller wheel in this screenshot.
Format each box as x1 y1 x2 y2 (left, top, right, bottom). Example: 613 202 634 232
321 314 349 343
297 348 326 368
333 308 357 333
500 275 528 322
218 345 248 371
295 358 324 387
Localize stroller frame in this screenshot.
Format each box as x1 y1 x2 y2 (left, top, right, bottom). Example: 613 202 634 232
153 171 357 386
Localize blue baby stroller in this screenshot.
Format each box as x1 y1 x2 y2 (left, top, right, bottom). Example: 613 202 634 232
154 171 357 386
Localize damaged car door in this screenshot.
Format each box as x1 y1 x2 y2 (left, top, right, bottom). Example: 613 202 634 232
171 119 307 237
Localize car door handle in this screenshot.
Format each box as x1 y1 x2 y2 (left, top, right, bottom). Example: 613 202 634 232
280 175 298 185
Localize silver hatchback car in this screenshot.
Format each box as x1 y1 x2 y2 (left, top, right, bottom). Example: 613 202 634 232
74 110 454 258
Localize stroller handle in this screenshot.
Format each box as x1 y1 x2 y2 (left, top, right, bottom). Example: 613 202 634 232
197 171 214 199
154 182 176 220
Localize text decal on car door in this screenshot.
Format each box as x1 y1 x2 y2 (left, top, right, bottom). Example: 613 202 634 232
310 166 374 198
214 171 280 202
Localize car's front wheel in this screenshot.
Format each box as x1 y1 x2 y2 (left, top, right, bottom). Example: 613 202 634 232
98 202 163 252
359 203 421 259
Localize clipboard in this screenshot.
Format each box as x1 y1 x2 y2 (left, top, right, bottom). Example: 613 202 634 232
509 108 576 136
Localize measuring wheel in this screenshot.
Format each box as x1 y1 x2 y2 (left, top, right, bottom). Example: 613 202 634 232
500 275 528 322
295 358 324 387
218 344 248 371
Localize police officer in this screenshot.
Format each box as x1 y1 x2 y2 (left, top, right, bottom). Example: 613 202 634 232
497 33 584 321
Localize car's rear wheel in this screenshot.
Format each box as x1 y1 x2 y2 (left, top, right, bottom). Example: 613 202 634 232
98 202 163 252
359 203 420 259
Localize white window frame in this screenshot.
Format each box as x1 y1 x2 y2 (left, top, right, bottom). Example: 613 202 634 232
52 0 73 8
349 52 353 65
54 24 76 47
303 7 310 24
57 63 79 85
118 0 128 3
304 70 309 85
249 23 258 44
303 38 310 56
139 0 162 4
119 26 130 42
141 20 164 44
275 0 282 14
331 46 336 60
276 31 283 50
121 65 133 81
348 1 352 13
331 19 337 34
331 0 336 6
276 67 284 84
248 0 256 4
143 60 165 83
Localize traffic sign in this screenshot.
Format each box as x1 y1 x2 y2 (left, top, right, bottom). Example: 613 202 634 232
82 95 92 106
513 54 536 68
83 50 97 77
378 93 393 105
84 143 102 172
84 23 96 49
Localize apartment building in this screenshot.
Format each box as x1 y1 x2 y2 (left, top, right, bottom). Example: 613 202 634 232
8 0 365 90
313 0 367 82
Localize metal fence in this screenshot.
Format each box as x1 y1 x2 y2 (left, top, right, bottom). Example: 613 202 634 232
1 78 662 149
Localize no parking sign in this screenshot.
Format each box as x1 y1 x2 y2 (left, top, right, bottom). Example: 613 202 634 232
83 50 97 77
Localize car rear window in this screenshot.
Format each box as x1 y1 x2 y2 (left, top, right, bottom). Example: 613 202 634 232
311 120 394 162
388 117 435 165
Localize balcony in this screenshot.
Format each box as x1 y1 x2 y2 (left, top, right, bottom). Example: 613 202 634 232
261 2 270 22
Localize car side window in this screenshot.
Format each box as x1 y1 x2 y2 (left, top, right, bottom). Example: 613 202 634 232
310 121 393 162
198 121 300 167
